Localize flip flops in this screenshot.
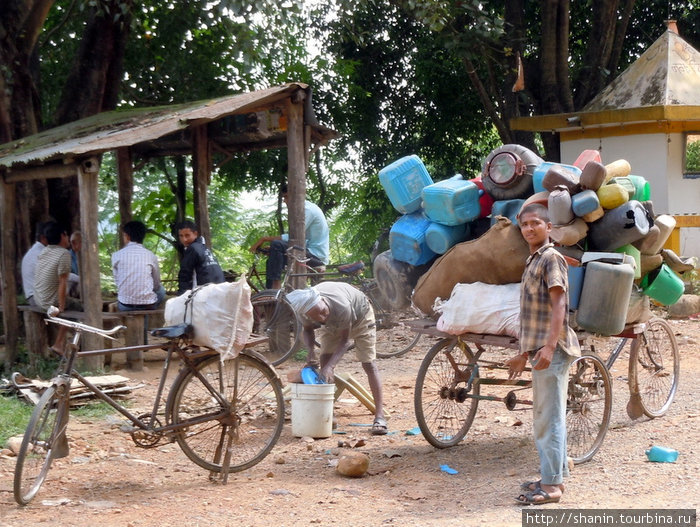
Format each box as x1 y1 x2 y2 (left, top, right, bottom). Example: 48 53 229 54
519 480 566 493
370 417 388 436
515 487 561 505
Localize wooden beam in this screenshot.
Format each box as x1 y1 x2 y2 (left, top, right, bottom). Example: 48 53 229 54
77 157 104 370
192 125 211 244
1 180 19 372
4 162 80 183
116 147 134 245
287 92 306 290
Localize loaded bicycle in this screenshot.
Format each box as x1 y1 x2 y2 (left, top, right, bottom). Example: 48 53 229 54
244 246 421 366
14 308 285 506
409 316 679 464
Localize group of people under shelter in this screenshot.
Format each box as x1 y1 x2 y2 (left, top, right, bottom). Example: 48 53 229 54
19 187 575 505
19 219 225 355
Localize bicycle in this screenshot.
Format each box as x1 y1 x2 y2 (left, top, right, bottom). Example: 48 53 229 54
409 316 680 465
13 308 285 506
409 323 611 464
246 246 421 366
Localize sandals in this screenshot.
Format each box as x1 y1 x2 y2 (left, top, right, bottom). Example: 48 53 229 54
370 417 388 436
515 487 561 505
519 480 566 492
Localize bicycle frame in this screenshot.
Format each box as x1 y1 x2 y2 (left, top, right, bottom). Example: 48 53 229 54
45 314 233 438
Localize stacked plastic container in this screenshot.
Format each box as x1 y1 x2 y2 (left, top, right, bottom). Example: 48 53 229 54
378 147 687 317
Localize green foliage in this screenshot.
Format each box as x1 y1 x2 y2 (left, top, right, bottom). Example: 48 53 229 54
0 395 32 447
685 136 700 174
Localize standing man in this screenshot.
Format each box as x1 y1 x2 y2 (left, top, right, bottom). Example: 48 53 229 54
21 221 49 306
68 231 82 298
506 203 580 505
176 220 225 294
286 282 388 435
112 221 166 311
33 221 83 354
249 184 329 289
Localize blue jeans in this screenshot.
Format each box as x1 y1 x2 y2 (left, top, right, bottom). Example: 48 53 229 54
530 345 574 486
117 285 166 312
265 240 323 288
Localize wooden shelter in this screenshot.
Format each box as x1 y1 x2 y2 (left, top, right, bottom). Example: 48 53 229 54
511 23 700 258
0 82 337 369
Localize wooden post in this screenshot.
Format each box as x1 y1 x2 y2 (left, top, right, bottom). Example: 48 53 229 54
77 157 103 370
22 311 48 370
116 147 134 246
0 179 19 372
287 90 307 291
122 314 145 371
192 125 211 245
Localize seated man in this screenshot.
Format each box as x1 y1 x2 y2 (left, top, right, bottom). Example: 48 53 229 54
176 220 225 294
112 221 166 311
33 221 83 354
249 184 329 289
21 221 49 307
286 282 388 436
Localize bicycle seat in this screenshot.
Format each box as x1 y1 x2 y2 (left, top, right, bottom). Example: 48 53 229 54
338 261 365 275
150 323 194 339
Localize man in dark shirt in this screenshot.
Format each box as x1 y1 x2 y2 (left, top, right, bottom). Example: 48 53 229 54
176 220 225 294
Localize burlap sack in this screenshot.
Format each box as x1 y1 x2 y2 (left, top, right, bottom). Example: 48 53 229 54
411 216 530 316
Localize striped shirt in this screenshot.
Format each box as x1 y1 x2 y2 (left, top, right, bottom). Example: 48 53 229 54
519 243 580 357
33 245 72 311
112 242 162 305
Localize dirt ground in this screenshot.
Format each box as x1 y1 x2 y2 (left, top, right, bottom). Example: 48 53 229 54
1 313 699 527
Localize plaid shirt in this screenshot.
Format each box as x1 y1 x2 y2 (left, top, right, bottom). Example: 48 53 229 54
112 242 162 305
519 243 580 357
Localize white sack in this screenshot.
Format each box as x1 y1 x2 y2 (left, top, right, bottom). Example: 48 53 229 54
164 278 254 360
434 282 520 337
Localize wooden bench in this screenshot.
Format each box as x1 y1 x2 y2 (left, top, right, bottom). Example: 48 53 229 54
18 305 164 371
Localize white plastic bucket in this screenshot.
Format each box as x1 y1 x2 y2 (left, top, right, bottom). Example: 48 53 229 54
290 383 335 438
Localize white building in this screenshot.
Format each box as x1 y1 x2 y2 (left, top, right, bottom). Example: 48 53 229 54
512 22 700 258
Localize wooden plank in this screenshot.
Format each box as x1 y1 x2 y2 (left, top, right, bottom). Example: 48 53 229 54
77 158 104 370
1 179 19 371
4 162 79 183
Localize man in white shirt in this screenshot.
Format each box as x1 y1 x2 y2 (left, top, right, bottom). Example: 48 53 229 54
112 221 165 311
21 222 49 306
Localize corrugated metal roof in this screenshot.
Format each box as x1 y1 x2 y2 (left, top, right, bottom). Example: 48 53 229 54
583 29 700 111
0 82 336 170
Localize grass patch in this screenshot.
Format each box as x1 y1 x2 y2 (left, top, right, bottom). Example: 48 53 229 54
0 394 118 448
292 347 308 362
73 401 118 419
0 395 33 446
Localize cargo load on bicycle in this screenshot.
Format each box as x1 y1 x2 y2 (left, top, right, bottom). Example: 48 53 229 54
164 277 254 360
374 147 693 332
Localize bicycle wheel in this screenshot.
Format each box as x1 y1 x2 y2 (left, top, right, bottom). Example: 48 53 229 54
167 352 285 473
374 311 421 359
566 353 612 464
14 384 69 505
628 318 680 418
414 338 479 448
250 290 301 366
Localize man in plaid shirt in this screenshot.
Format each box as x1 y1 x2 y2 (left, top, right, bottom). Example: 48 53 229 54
507 203 580 505
112 221 165 311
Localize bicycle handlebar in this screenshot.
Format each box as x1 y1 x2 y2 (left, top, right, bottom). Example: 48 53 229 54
46 307 126 340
